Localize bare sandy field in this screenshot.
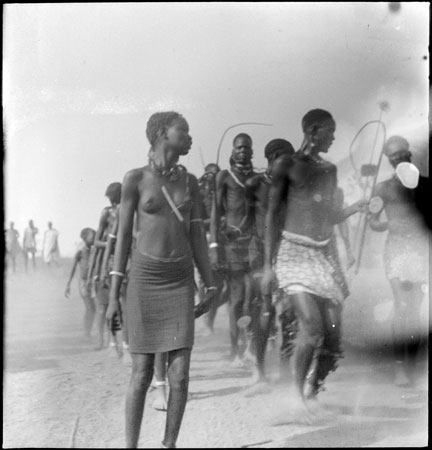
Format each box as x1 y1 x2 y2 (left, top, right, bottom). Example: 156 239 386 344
3 258 428 448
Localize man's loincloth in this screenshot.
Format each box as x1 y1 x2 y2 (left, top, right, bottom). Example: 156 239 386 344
221 233 252 273
275 230 349 304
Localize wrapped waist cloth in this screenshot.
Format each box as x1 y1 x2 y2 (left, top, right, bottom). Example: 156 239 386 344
126 250 195 353
384 227 429 283
275 230 349 304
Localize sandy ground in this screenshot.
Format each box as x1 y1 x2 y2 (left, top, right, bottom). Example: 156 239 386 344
3 258 429 448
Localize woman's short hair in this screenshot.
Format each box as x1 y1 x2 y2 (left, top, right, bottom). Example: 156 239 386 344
301 109 333 133
146 112 183 146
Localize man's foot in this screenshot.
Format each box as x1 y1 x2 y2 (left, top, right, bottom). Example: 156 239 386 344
244 379 272 397
107 342 122 358
152 383 168 411
306 397 335 420
121 350 133 367
268 395 315 426
94 341 104 351
229 355 246 368
202 326 214 337
242 348 257 366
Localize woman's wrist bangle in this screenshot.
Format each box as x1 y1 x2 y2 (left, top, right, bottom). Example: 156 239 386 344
109 271 125 278
204 286 218 294
108 234 117 239
209 242 218 249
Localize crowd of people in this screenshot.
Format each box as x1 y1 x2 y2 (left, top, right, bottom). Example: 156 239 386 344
5 220 60 272
12 109 427 448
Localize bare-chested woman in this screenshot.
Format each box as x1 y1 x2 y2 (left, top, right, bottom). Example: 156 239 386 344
262 109 366 423
106 111 217 449
369 135 429 386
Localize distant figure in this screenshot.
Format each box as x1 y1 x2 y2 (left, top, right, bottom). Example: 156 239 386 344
22 220 38 272
43 222 60 267
65 228 97 339
5 221 21 273
369 135 429 386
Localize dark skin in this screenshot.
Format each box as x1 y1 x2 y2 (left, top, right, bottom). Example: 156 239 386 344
107 116 216 449
242 146 294 382
369 142 425 385
262 117 366 419
210 136 256 361
87 194 120 350
65 230 96 338
198 165 229 333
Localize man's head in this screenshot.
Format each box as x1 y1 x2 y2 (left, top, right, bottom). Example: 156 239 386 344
204 163 220 175
80 227 95 246
264 139 295 165
301 109 335 153
48 222 52 229
146 111 192 155
105 182 122 205
232 133 253 165
29 220 34 227
9 221 14 229
383 135 411 168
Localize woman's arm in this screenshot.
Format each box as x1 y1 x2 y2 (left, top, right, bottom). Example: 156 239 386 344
107 170 139 321
189 175 216 287
87 210 108 282
188 175 217 318
65 252 80 297
101 209 119 286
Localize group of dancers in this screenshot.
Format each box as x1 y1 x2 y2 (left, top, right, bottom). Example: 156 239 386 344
62 109 428 448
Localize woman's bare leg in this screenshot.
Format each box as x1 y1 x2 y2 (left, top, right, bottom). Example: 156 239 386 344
162 348 191 448
125 353 155 448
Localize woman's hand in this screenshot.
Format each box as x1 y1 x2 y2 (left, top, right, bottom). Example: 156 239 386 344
64 285 71 298
194 287 218 319
106 297 122 330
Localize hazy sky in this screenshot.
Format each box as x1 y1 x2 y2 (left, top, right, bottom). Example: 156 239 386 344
3 2 429 255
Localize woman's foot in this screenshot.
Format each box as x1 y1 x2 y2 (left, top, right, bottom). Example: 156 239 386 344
152 383 168 411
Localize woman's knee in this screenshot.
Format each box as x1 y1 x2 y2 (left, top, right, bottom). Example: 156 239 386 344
131 359 154 388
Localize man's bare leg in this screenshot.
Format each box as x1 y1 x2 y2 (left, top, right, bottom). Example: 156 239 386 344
162 348 191 448
270 293 323 425
228 273 246 366
125 353 155 448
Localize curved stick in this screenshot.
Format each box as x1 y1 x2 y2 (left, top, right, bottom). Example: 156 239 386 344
216 122 273 166
353 114 388 274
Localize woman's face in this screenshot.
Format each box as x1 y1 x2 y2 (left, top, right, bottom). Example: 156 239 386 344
166 118 192 155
